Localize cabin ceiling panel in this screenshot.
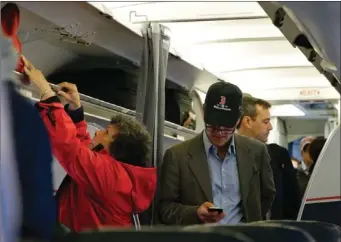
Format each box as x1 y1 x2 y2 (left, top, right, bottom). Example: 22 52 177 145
175 41 310 74
96 2 267 22
92 1 329 95
164 18 284 46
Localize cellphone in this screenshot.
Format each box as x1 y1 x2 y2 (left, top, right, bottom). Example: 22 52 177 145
208 206 223 213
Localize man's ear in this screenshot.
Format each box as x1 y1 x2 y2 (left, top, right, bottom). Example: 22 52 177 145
243 116 253 129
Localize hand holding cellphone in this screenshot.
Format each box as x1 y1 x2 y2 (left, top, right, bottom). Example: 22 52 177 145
208 206 223 214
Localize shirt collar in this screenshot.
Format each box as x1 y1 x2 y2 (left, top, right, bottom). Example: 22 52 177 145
203 131 236 156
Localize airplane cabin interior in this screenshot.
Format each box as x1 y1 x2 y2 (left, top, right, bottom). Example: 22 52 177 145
1 1 340 242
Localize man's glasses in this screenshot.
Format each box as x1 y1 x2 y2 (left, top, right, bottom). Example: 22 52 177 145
206 124 234 134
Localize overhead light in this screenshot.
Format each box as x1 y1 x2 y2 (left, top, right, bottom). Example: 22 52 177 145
270 104 305 117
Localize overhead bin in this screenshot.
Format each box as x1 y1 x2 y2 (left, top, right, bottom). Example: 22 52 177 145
14 1 199 127
49 68 138 110
15 1 216 91
48 67 194 127
15 81 197 141
259 2 341 94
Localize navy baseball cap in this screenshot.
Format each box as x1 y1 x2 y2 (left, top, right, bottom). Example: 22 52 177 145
203 82 243 128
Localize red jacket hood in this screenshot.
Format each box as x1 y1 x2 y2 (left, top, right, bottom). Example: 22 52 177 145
120 162 157 213
95 149 157 214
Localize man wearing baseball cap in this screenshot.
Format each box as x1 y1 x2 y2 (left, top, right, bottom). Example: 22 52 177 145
159 82 275 225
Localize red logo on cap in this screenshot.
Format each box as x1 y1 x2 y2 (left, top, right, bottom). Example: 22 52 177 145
219 96 226 105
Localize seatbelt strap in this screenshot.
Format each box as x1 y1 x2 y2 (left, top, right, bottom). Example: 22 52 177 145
132 214 141 230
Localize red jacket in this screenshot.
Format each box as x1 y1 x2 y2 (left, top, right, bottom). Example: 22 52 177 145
37 99 157 232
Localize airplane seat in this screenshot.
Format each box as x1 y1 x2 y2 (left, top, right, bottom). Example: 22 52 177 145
254 220 341 242
7 66 58 241
184 224 315 242
1 3 57 241
298 125 340 226
182 225 254 242
57 229 253 242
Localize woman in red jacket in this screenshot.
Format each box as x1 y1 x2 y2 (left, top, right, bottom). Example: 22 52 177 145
22 56 157 232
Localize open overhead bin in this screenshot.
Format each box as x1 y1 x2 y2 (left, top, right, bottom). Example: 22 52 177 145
259 2 341 94
10 1 200 132
14 1 213 90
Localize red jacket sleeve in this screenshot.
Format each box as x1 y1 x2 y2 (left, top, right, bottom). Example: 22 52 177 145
64 104 91 146
74 121 91 146
37 100 120 197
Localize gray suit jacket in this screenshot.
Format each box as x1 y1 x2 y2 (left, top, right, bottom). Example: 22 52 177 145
159 132 276 225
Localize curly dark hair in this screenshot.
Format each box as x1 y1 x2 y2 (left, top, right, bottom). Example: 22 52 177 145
109 114 152 167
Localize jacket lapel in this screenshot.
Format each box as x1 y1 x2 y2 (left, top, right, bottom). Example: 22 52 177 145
188 133 213 202
234 134 256 203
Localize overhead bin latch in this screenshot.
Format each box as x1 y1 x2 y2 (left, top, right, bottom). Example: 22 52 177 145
273 7 286 28
307 49 317 62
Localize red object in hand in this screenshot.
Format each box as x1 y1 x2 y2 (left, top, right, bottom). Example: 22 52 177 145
16 56 30 84
16 55 24 73
1 3 30 84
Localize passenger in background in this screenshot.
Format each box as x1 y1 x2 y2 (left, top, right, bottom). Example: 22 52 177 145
21 56 157 232
266 144 301 220
236 96 272 143
308 136 327 174
242 93 253 98
159 82 275 225
237 96 301 220
297 136 314 198
298 136 314 174
181 110 196 130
